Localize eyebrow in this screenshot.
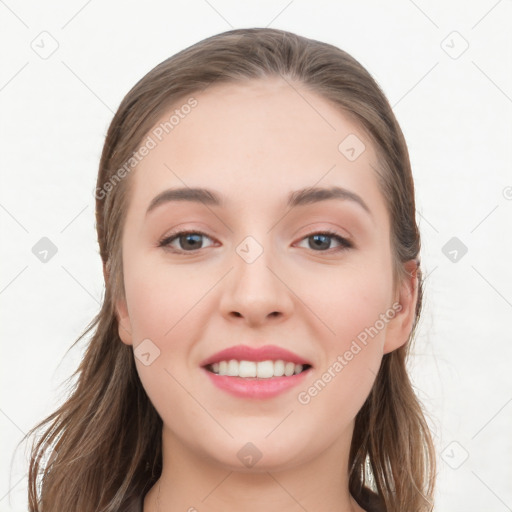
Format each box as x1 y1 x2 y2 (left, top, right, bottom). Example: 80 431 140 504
145 185 372 217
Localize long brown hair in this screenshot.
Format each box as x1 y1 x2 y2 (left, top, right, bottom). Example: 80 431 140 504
20 27 436 511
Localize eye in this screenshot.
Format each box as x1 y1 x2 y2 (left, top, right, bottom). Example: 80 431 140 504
295 230 353 252
158 230 216 253
158 229 352 254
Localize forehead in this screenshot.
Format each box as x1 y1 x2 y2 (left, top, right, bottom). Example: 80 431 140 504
126 77 387 223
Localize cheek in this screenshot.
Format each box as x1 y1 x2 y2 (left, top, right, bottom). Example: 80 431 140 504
123 256 204 341
123 265 205 422
294 258 392 412
295 275 388 427
297 256 392 342
122 256 212 382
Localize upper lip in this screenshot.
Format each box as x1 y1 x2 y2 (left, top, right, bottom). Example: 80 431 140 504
200 344 312 367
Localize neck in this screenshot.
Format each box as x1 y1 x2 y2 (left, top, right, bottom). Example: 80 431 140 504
144 423 365 512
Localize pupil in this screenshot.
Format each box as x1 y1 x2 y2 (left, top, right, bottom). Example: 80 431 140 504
181 233 201 250
311 234 330 250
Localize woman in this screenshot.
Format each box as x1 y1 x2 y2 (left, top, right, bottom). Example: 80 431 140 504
23 27 436 512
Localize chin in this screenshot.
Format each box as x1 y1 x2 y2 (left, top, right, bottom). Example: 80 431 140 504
198 432 312 473
214 450 306 474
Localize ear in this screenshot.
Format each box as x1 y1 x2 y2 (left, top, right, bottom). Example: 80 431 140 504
103 261 133 346
115 296 134 346
102 260 109 284
383 259 419 354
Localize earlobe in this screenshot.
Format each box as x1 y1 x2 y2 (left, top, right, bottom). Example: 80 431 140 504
382 259 419 354
115 297 134 346
104 260 133 346
102 261 109 284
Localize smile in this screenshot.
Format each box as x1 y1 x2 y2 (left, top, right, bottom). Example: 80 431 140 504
202 368 312 399
200 344 314 399
206 359 311 378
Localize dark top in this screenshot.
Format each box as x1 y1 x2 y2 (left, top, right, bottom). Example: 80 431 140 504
120 486 385 512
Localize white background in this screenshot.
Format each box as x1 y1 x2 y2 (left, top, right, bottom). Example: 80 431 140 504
1 1 511 510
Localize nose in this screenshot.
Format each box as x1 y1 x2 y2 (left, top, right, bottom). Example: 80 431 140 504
219 237 294 327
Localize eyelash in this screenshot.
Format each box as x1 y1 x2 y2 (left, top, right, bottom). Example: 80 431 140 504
157 229 353 254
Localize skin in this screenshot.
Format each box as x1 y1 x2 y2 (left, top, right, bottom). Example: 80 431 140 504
112 77 418 512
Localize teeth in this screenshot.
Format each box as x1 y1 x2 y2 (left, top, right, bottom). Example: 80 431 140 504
256 360 274 378
284 361 295 376
227 359 239 376
209 359 306 378
274 360 285 376
239 360 256 378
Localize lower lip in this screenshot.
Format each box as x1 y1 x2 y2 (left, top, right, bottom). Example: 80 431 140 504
202 367 311 399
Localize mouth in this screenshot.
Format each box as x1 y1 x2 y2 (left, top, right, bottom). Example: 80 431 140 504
204 360 312 378
199 345 314 399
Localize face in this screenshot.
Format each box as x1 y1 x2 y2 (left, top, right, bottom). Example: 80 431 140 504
114 77 417 472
